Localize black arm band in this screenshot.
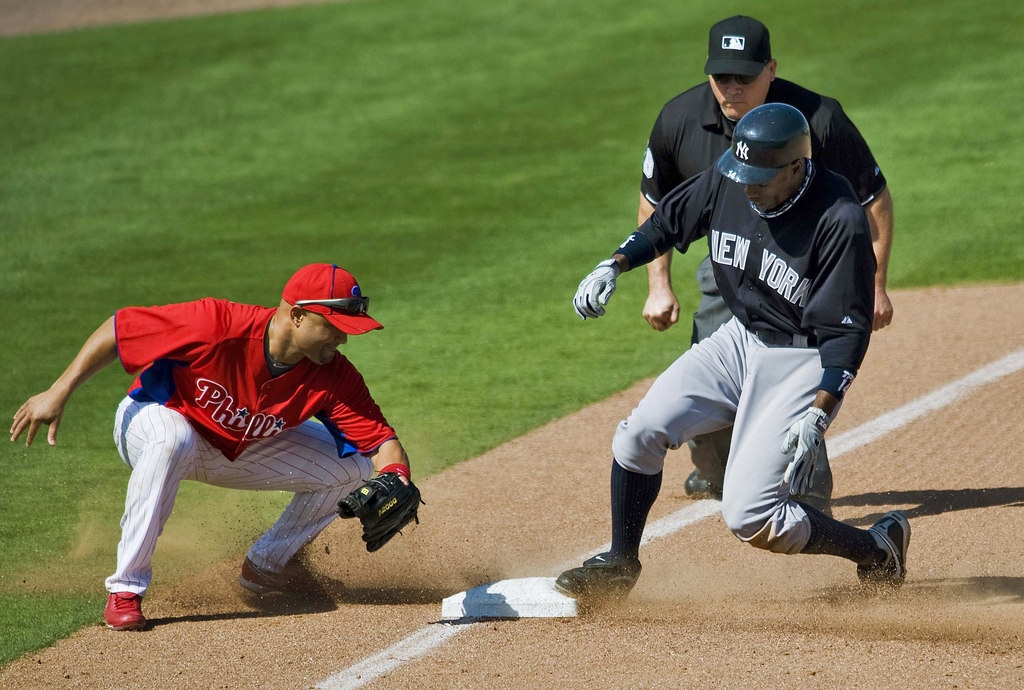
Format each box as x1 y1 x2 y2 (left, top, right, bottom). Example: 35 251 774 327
613 232 658 271
819 367 856 399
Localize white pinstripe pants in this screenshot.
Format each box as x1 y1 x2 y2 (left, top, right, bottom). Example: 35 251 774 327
106 396 373 595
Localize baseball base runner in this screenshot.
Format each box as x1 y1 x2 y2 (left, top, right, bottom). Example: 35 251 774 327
556 103 910 602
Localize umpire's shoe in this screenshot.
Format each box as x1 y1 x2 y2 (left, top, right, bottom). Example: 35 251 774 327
792 462 834 516
857 510 911 587
684 469 722 500
555 552 642 601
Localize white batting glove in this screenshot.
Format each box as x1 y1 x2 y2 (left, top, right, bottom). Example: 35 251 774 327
573 259 620 319
781 407 831 497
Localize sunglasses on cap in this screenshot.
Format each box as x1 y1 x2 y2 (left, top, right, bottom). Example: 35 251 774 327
294 297 370 315
711 73 760 86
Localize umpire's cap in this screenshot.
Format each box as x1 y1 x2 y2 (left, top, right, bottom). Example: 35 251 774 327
704 16 772 77
715 103 811 185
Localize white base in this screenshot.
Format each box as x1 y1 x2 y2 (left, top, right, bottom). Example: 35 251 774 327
440 577 578 619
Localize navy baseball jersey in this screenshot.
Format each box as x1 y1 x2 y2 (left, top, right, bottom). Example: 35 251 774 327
639 161 875 373
641 79 886 208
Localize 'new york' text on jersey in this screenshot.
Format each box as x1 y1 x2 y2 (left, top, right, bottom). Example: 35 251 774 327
641 164 876 372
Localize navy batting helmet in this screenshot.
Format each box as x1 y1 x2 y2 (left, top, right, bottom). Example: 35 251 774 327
715 103 811 185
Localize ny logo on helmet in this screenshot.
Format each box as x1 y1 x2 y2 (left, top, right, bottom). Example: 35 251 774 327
736 141 750 161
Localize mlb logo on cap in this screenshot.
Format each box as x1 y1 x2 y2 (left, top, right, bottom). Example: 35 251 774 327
722 36 746 50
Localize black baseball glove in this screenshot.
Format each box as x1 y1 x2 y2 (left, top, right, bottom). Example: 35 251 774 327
338 472 423 552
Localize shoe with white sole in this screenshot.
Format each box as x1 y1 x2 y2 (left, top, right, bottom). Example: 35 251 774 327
857 510 910 587
104 592 146 631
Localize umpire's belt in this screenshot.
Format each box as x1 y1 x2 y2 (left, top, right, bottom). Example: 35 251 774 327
752 328 817 348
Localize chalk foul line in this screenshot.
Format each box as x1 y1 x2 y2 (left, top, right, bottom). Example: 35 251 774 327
828 348 1024 458
316 623 470 690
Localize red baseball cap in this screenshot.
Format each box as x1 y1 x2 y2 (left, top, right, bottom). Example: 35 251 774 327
282 263 383 335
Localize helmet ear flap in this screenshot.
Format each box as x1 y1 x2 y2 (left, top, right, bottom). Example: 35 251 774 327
715 103 810 184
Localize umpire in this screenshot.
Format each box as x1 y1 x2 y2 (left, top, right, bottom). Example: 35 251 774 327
638 16 895 508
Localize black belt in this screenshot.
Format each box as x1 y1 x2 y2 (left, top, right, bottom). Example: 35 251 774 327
753 328 817 348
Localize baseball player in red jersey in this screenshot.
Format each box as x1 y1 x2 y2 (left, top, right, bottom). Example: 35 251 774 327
10 263 413 631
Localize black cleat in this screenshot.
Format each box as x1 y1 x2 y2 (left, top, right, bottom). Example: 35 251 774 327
857 510 911 587
684 469 722 500
555 552 642 601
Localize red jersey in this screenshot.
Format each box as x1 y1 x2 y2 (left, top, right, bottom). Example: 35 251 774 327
114 298 396 461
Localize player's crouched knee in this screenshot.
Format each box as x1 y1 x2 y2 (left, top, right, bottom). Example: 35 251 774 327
721 501 801 555
610 423 672 475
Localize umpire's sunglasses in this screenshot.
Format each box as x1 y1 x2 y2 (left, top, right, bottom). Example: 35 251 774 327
711 73 759 86
294 297 370 315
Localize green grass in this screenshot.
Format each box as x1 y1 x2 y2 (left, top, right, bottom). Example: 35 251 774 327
0 594 103 661
2 0 1022 667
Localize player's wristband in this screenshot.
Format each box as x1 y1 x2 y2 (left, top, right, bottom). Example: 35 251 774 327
379 463 411 479
819 367 856 399
613 232 657 270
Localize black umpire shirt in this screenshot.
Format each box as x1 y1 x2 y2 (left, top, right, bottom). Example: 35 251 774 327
640 79 887 207
638 161 876 375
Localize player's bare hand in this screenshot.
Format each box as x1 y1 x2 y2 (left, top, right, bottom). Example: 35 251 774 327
10 390 66 447
642 287 680 331
872 287 893 331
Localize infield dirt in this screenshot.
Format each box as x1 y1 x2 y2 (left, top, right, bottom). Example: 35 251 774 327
3 4 1024 689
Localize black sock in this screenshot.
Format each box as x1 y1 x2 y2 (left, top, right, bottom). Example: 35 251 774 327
610 459 662 559
798 501 883 567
